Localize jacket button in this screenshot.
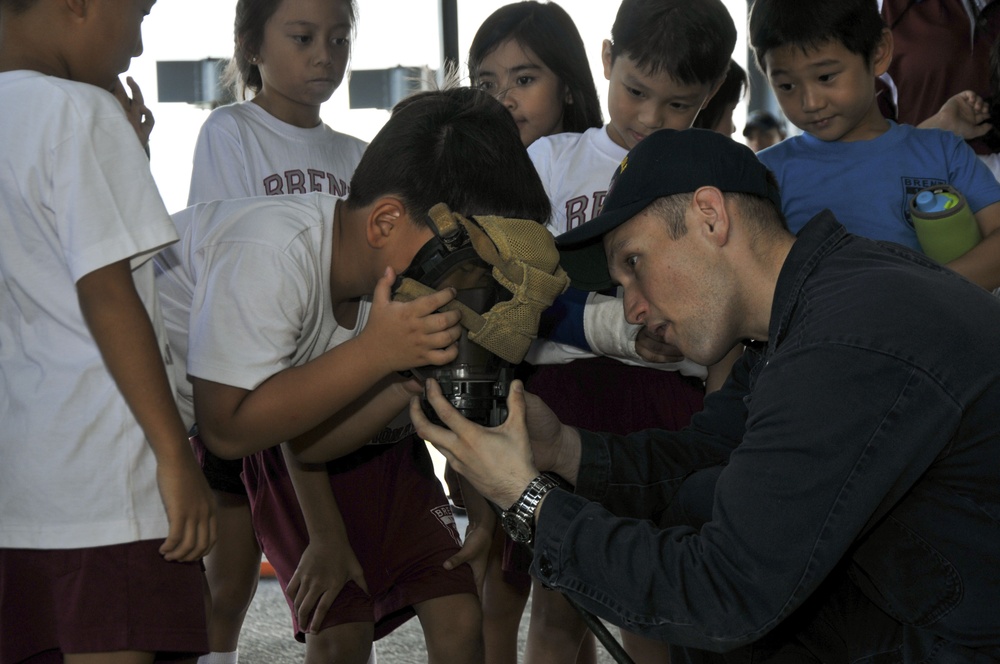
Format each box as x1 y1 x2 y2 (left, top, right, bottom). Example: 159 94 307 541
538 556 553 576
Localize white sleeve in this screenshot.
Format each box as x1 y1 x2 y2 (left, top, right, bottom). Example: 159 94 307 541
187 112 254 205
583 292 708 378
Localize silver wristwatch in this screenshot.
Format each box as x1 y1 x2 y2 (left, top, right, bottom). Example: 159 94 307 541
501 473 560 545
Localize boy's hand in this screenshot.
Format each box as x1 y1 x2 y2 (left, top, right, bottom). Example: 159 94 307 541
363 267 463 374
920 90 992 140
112 76 154 154
635 327 685 363
287 537 369 634
156 452 217 562
444 519 494 597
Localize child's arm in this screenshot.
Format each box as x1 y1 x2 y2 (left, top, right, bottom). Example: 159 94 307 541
947 201 1000 291
77 259 216 562
281 444 367 635
289 373 423 463
195 268 461 460
918 90 991 140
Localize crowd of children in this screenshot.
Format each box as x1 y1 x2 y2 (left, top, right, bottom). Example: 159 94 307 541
3 0 1000 662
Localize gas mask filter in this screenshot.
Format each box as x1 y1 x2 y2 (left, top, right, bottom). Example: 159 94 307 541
392 203 569 426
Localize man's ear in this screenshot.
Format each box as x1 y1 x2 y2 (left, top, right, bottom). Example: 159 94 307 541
872 28 893 77
365 197 407 248
692 187 730 246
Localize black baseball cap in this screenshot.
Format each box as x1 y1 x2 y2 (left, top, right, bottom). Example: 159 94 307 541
556 128 782 290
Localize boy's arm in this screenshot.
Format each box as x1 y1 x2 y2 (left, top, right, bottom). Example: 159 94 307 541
281 444 368 635
194 269 461 460
288 373 423 463
77 259 215 562
947 201 1000 291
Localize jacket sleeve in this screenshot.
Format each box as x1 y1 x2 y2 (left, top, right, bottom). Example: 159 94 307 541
531 343 958 652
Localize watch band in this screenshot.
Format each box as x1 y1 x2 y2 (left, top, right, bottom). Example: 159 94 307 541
501 473 561 545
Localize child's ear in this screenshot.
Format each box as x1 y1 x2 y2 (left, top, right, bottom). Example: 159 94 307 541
64 0 89 19
872 28 893 77
601 40 614 81
365 197 407 248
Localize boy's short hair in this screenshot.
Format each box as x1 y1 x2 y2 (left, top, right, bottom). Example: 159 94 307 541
749 0 886 72
347 87 552 226
609 0 736 86
0 0 38 12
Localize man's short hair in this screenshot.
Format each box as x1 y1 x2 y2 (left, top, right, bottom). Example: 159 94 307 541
610 0 737 87
347 87 552 227
749 0 886 72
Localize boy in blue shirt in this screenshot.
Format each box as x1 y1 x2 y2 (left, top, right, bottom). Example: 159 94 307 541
751 0 1000 291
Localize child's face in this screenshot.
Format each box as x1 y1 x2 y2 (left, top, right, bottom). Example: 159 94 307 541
602 41 718 151
763 36 891 143
79 0 154 90
746 128 783 153
475 39 568 147
254 0 352 126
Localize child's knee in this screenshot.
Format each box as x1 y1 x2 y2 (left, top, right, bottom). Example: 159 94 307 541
305 621 374 664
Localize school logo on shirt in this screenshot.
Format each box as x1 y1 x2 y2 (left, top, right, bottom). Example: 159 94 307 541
430 504 463 546
900 176 947 229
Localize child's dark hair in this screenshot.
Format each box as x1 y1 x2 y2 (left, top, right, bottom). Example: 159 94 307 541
749 0 886 73
693 60 747 131
468 1 603 133
983 34 1000 153
609 0 736 86
226 0 358 97
0 0 38 13
347 87 552 225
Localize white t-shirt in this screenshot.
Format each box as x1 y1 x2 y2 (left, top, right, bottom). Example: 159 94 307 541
155 192 370 428
527 127 707 379
528 126 627 235
0 72 179 549
187 100 367 205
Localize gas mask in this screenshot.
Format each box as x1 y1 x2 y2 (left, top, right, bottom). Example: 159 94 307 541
393 203 569 426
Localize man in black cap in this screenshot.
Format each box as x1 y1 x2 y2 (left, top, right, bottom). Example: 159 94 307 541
411 128 1000 662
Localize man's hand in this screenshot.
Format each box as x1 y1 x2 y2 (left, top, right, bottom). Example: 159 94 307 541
112 76 154 154
156 452 217 562
412 379 580 506
286 538 369 634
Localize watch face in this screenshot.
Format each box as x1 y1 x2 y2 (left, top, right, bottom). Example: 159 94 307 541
501 510 533 544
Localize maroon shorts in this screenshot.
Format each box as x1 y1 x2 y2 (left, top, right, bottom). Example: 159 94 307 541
243 435 475 642
0 540 207 664
498 357 708 577
189 428 246 496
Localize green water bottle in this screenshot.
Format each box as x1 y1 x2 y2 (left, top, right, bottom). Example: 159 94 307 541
908 185 981 264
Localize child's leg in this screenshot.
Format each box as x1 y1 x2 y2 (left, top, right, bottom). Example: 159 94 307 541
64 654 155 664
620 630 672 663
202 491 261 653
523 580 593 664
414 593 484 664
481 526 530 664
189 435 261 661
304 621 374 664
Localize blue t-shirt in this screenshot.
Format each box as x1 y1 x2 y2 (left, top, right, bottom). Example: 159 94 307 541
758 121 1000 251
